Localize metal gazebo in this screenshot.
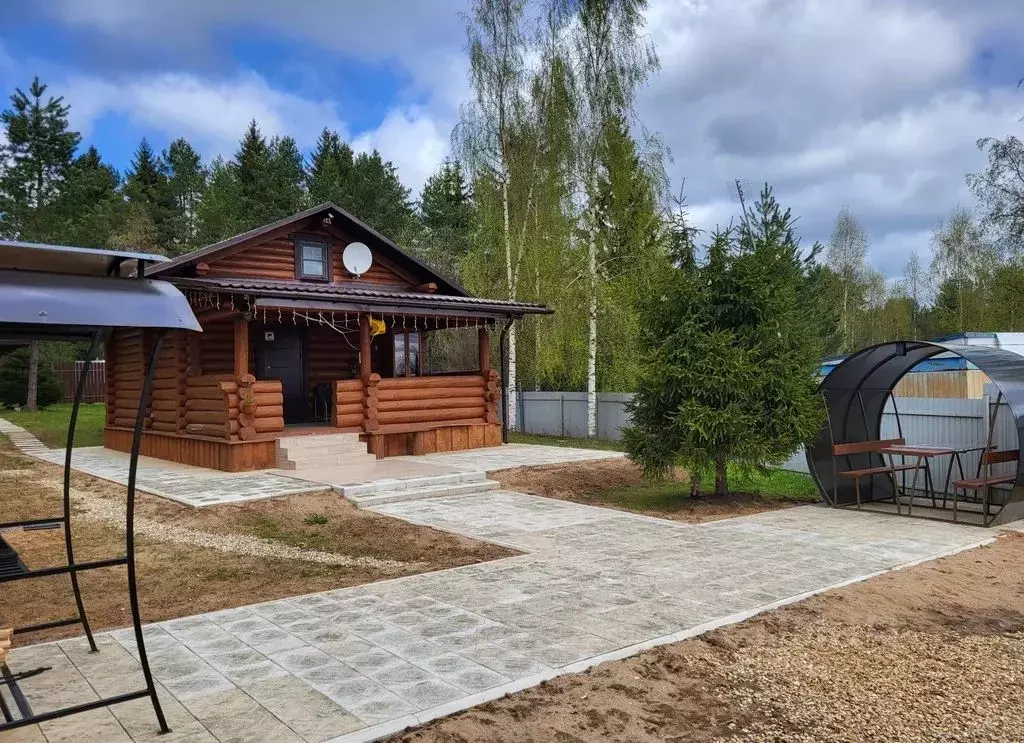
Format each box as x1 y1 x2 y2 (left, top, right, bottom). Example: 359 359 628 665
0 241 201 734
806 340 1024 526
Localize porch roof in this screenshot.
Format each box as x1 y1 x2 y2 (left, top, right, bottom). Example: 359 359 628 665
172 276 552 318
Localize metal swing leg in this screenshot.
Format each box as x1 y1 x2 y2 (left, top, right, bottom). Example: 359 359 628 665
127 331 170 734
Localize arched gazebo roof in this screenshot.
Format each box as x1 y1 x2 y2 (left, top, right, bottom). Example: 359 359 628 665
806 340 1024 518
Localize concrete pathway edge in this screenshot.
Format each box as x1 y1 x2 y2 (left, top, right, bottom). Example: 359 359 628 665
327 533 997 743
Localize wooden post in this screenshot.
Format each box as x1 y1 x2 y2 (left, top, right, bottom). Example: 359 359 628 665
360 314 372 381
233 315 249 379
479 326 490 375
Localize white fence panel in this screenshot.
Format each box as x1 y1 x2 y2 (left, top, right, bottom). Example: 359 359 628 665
516 390 1015 494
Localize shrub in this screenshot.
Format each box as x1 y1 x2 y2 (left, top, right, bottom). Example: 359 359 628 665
0 348 64 409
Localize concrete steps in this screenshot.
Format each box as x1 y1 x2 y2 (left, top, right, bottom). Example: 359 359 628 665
337 471 499 508
275 433 376 470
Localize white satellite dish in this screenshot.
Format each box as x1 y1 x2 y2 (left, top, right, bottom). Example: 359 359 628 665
342 242 372 277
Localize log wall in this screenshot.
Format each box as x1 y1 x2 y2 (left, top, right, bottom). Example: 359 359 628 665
372 374 488 431
103 428 277 471
332 378 365 431
198 318 235 375
107 328 145 428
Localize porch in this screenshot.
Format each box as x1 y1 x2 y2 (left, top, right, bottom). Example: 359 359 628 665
103 307 504 471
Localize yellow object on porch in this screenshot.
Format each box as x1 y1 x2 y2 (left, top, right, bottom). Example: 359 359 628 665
369 317 387 337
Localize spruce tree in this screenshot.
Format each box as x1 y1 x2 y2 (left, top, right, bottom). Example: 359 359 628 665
56 145 123 248
123 138 172 250
197 156 243 244
164 138 206 255
351 149 415 239
268 135 305 217
624 186 824 497
419 160 476 277
232 120 275 230
306 128 356 208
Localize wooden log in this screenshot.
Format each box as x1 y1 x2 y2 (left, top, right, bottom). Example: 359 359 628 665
336 379 364 392
377 376 483 390
360 315 372 380
185 411 236 425
377 396 484 413
150 388 180 402
236 373 256 387
218 381 240 393
335 391 364 405
112 417 139 428
479 327 490 374
152 399 179 412
253 392 284 406
185 423 231 438
337 413 363 428
253 416 285 432
239 399 256 414
186 398 232 411
254 405 284 418
151 409 177 421
335 402 363 416
251 380 282 394
150 421 178 432
238 413 256 428
377 386 486 403
185 386 230 401
186 374 235 386
238 426 258 441
378 407 485 425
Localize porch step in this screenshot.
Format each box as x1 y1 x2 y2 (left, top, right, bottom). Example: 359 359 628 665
336 471 499 508
275 433 376 470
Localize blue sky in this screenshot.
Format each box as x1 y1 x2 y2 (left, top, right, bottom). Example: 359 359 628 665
1 0 1022 280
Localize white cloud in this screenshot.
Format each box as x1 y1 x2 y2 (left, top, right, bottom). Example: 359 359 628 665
353 107 449 196
61 71 347 155
642 0 1024 276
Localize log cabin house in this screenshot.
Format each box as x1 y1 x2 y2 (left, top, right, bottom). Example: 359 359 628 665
104 203 550 471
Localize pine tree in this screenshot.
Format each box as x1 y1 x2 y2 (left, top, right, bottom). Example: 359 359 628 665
56 145 123 248
0 77 80 242
164 138 206 255
624 186 824 496
350 150 415 240
419 160 476 277
0 77 80 412
123 138 172 251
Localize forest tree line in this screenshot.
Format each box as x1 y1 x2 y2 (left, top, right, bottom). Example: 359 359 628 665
1 0 1022 424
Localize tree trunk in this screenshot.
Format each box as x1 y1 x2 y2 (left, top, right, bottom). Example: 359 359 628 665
26 341 39 412
714 456 728 497
586 226 598 438
534 265 541 392
690 473 702 498
501 173 518 431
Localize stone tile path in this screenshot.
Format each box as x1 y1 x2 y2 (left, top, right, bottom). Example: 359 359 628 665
32 447 327 507
394 443 624 473
2 493 992 743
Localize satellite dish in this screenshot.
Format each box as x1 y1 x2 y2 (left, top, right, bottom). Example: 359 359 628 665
342 242 372 277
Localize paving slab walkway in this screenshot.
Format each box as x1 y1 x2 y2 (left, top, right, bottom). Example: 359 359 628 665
1 492 993 743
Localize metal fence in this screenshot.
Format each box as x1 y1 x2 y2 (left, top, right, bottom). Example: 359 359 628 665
52 361 106 404
516 387 1017 497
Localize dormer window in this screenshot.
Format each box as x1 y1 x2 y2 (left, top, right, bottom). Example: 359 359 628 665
296 238 330 281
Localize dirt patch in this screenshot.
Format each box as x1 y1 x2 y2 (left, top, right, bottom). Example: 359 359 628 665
495 459 799 523
0 444 515 645
395 533 1024 743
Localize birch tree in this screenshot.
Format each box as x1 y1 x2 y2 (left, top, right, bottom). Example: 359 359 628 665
930 207 994 334
571 0 659 436
825 206 870 352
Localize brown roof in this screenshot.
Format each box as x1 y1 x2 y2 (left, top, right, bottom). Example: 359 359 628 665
171 276 551 317
146 203 469 297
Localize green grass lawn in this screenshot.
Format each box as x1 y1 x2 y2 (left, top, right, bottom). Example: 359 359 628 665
1 403 107 448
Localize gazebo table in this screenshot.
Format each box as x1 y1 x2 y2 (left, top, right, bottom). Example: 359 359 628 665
879 444 976 515
0 241 200 735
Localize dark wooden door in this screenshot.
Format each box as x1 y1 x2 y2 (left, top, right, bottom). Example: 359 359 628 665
257 326 305 424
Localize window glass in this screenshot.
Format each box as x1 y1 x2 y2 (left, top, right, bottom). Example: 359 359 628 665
408 333 420 376
298 240 328 279
394 336 407 377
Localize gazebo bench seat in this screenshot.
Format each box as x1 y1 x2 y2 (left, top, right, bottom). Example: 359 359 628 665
838 463 921 479
952 473 1016 490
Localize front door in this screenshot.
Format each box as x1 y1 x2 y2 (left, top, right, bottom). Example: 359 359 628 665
256 326 305 424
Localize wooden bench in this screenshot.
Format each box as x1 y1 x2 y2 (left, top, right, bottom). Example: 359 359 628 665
952 449 1019 524
833 438 925 510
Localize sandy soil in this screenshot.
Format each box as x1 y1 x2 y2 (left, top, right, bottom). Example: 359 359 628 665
495 458 799 523
0 443 514 644
395 532 1024 743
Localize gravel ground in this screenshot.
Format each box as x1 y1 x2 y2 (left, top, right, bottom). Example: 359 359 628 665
716 626 1024 743
0 470 423 572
